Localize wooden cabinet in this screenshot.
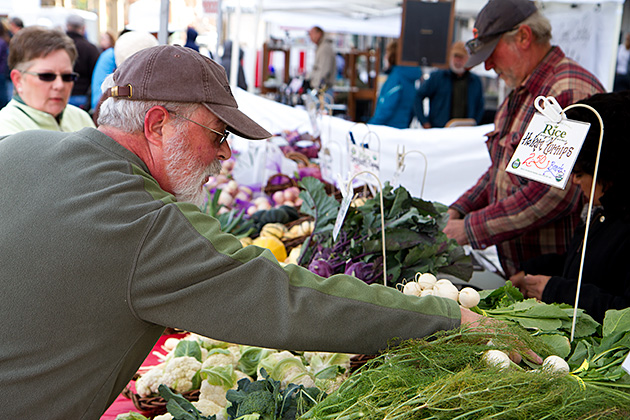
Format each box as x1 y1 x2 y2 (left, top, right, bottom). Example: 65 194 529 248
261 43 291 95
345 48 380 122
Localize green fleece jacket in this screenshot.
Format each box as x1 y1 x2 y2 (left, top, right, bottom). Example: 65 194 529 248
0 98 95 135
0 128 460 419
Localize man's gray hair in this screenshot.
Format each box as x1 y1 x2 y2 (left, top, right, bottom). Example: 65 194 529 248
504 11 552 45
97 74 199 132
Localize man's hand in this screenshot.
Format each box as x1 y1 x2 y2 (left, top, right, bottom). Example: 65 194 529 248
459 307 543 365
518 274 550 300
509 271 526 288
444 218 468 245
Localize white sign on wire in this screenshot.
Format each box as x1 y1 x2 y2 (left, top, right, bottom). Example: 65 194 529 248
348 131 380 188
505 98 591 189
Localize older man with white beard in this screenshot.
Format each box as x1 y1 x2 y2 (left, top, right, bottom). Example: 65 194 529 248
0 45 510 419
413 41 485 128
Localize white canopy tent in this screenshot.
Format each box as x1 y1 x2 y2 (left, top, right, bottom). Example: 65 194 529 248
202 0 622 90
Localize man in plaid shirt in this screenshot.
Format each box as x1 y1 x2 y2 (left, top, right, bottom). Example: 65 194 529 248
444 0 605 276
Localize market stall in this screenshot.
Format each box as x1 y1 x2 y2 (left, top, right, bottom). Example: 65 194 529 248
230 87 492 206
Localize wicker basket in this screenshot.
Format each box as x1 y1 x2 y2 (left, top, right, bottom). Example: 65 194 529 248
263 173 298 197
349 354 376 373
122 383 200 417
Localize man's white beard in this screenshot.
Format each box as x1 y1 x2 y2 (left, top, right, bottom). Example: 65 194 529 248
164 129 223 207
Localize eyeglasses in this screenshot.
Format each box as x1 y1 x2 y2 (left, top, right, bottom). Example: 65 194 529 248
21 71 80 83
166 109 230 145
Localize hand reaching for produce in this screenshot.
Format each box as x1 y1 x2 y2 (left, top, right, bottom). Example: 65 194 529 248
510 272 550 300
460 307 543 365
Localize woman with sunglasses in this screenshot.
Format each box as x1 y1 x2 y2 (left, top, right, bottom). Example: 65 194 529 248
0 26 95 135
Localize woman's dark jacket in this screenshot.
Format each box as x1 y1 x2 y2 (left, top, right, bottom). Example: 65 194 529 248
521 186 630 322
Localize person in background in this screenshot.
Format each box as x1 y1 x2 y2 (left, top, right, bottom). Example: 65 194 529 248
443 0 604 277
368 39 420 129
510 91 630 322
613 33 630 92
66 14 99 110
7 16 23 36
0 26 95 134
220 40 248 91
414 41 484 128
184 26 200 52
4 17 23 103
0 20 10 109
90 31 119 112
91 30 158 120
0 44 513 419
307 26 336 98
99 31 116 52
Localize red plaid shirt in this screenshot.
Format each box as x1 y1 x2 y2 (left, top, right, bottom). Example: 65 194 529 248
451 47 605 276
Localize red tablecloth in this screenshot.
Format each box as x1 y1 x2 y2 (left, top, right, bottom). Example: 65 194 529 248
100 332 187 419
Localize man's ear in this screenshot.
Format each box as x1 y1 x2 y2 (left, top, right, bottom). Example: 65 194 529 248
144 106 169 146
516 25 534 49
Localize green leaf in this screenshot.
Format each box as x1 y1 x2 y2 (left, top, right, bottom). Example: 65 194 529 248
477 281 523 310
298 177 340 234
174 340 203 362
536 334 572 358
363 228 432 253
200 364 237 388
159 384 213 420
602 308 630 338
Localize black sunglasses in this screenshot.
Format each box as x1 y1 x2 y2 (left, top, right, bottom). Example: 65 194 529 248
21 71 80 83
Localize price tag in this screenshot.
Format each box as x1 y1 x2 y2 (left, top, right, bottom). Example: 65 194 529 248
349 143 380 186
332 191 354 241
505 112 591 189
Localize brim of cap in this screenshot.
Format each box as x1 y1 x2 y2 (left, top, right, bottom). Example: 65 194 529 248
203 103 271 140
465 36 501 68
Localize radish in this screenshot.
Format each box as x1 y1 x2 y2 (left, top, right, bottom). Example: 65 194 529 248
458 287 481 309
433 279 459 301
272 190 286 205
415 273 437 290
217 190 234 207
402 281 422 297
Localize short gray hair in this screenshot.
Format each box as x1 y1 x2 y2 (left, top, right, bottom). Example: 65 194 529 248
503 11 552 45
97 74 199 132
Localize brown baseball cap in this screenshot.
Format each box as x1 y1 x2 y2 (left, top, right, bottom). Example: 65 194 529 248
465 0 538 68
109 44 271 140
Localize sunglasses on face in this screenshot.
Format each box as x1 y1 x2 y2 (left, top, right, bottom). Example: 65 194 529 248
21 71 80 83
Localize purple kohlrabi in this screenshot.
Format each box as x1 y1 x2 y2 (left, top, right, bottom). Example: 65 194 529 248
344 261 376 283
308 259 334 278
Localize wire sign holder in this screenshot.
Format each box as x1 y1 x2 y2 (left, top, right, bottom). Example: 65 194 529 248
392 144 428 199
506 95 602 342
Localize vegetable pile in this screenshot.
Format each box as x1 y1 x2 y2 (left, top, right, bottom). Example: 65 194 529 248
295 177 472 286
301 316 630 420
128 333 353 419
301 283 630 420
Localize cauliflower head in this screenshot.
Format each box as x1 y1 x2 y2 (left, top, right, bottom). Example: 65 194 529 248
135 363 166 397
160 356 202 394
